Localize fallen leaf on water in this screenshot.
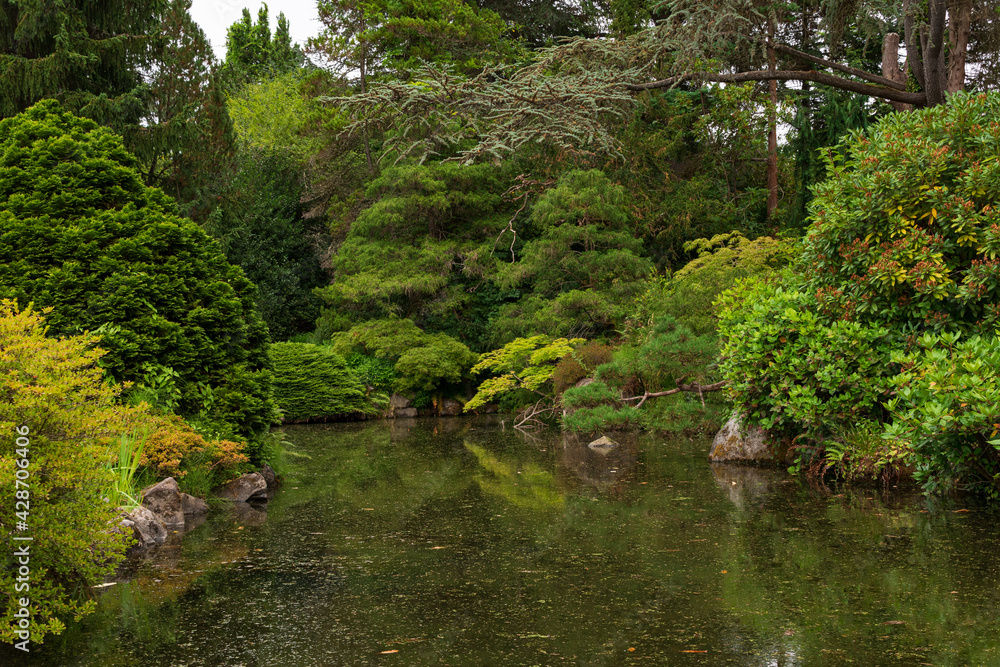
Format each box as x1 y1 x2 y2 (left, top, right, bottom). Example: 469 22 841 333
92 582 116 588
680 650 708 653
721 570 728 574
362 508 375 511
881 621 906 625
237 526 244 530
430 546 448 550
628 647 636 652
954 509 971 513
380 649 399 654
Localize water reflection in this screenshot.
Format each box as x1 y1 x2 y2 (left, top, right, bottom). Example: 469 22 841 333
11 418 1000 666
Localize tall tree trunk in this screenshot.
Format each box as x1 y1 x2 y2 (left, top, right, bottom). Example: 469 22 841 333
359 18 374 172
766 38 778 219
922 0 947 106
882 33 912 111
946 0 971 93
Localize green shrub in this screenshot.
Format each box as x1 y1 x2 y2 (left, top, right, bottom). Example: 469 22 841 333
328 318 477 395
271 342 381 422
466 336 584 425
552 341 614 395
884 332 1000 494
0 301 144 644
628 232 792 337
717 277 895 444
800 91 1000 335
0 100 276 439
561 316 720 432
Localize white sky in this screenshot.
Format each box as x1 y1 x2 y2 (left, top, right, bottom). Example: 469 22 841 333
189 0 322 62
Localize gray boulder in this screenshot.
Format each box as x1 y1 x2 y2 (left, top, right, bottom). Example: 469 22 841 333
709 415 778 463
390 393 414 409
140 477 184 528
180 493 209 516
439 398 464 417
121 505 167 547
588 435 618 455
259 464 279 492
214 472 268 502
393 407 418 418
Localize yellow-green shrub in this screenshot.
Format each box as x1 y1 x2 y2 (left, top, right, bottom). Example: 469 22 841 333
139 414 248 490
0 301 144 644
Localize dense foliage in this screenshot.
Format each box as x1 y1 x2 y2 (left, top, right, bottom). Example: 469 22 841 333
0 302 140 644
720 92 1000 493
802 93 1000 335
271 342 382 422
0 101 275 439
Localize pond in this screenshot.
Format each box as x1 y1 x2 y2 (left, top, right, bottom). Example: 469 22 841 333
12 417 1000 665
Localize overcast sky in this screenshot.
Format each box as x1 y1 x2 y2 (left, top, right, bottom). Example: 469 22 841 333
189 0 322 61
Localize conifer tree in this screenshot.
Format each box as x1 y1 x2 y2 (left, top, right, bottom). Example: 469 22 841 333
0 0 165 120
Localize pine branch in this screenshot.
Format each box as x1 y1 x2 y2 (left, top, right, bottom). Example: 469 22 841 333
621 380 727 409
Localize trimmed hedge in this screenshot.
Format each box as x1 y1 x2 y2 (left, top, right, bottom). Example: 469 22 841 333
271 342 380 422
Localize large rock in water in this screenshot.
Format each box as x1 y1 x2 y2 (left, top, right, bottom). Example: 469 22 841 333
439 398 464 417
709 415 777 463
214 472 268 502
141 477 185 527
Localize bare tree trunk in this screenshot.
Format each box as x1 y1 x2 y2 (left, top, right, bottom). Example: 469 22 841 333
360 19 374 172
946 0 971 93
903 0 927 93
922 0 947 106
882 33 912 111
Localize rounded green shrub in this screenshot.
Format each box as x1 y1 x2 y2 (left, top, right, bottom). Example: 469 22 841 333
717 277 894 443
0 100 275 438
801 92 1000 335
271 343 380 422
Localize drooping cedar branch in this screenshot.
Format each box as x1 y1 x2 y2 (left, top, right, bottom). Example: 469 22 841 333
621 380 727 409
625 70 926 106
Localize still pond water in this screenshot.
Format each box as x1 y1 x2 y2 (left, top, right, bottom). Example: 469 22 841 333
14 417 1000 666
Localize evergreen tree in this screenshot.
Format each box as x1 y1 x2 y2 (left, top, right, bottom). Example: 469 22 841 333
0 101 275 439
222 4 305 87
137 0 236 222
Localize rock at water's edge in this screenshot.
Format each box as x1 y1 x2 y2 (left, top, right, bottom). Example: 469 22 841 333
390 393 413 409
439 398 464 417
122 505 167 547
180 493 209 516
259 464 279 492
214 472 268 502
709 416 776 462
140 477 184 527
393 407 418 418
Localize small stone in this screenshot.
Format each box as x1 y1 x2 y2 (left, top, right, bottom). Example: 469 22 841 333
588 435 618 450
